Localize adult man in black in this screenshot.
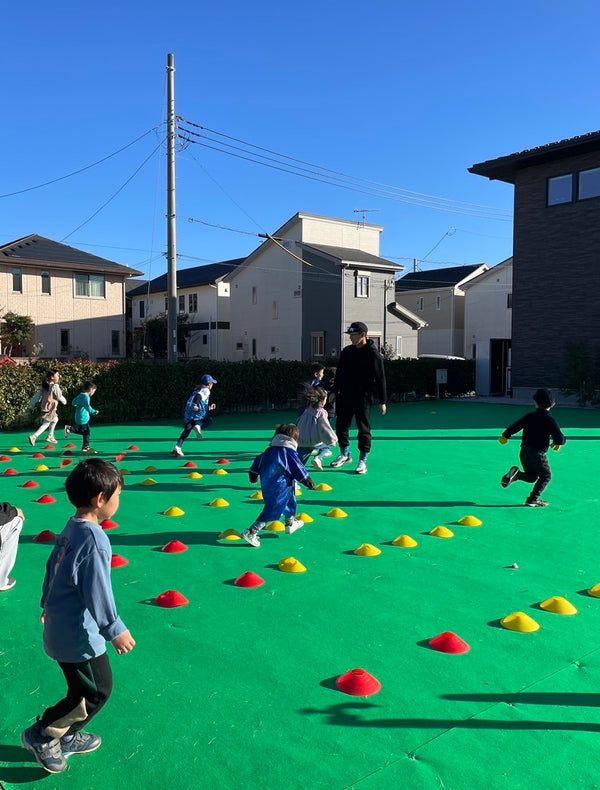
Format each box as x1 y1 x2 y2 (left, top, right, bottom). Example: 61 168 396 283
330 322 387 475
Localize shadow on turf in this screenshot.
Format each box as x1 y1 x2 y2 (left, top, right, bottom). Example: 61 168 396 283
0 744 48 783
301 700 600 732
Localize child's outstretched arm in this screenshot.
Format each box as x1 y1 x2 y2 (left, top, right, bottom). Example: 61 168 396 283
111 629 136 655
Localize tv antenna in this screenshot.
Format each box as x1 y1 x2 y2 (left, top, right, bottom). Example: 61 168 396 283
353 208 380 227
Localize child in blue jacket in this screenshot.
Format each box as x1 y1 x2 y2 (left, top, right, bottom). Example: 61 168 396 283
64 381 99 453
172 375 217 457
241 424 315 547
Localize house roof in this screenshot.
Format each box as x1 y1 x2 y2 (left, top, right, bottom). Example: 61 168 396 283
395 264 486 292
0 234 143 277
469 130 600 184
386 302 427 330
461 257 513 291
300 243 404 272
127 259 245 297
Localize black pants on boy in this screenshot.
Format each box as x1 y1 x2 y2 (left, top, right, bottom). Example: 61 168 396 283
335 394 372 454
69 423 90 450
41 653 113 736
517 445 551 500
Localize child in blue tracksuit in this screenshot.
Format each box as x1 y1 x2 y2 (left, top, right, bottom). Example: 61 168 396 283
241 424 315 547
172 374 217 457
65 381 99 453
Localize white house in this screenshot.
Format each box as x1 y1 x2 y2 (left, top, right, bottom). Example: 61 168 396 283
462 257 513 396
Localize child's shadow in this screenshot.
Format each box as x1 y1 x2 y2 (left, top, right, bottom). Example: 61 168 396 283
0 743 48 783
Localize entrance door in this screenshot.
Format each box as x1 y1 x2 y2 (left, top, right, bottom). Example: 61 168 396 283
489 339 511 395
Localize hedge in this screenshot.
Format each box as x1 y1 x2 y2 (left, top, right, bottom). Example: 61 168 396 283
0 358 475 430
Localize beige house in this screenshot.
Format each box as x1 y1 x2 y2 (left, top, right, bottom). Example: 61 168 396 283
0 235 142 359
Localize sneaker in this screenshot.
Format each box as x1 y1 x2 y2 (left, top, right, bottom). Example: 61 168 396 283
21 721 67 774
241 529 260 547
501 466 519 488
331 454 352 468
64 425 71 439
355 459 367 475
28 434 36 447
172 445 184 457
311 456 323 472
319 448 333 459
82 447 98 454
285 518 305 535
526 498 549 508
60 731 101 758
46 436 58 444
192 425 203 439
0 577 16 592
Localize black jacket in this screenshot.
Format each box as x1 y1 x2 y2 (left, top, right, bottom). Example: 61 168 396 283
333 339 386 404
502 409 566 453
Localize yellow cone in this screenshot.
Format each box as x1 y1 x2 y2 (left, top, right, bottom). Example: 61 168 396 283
119 468 130 475
9 447 20 453
501 612 540 632
213 468 228 475
278 557 306 573
588 584 600 598
144 465 157 473
540 596 577 615
187 472 203 479
141 478 156 486
458 515 482 527
218 529 240 541
266 520 285 532
354 543 381 556
392 535 418 548
327 508 348 519
164 506 185 517
250 491 263 500
210 498 229 508
297 513 313 523
34 464 49 472
315 483 332 492
295 487 302 496
430 526 454 538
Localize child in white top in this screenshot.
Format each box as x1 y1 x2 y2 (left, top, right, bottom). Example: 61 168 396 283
28 370 67 446
296 387 337 471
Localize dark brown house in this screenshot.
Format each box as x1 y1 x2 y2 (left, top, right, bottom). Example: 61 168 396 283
469 130 600 400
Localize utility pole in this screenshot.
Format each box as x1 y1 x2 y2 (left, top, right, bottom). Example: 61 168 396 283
166 53 178 363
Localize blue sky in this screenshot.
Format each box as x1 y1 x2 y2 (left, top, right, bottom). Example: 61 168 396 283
2 0 599 281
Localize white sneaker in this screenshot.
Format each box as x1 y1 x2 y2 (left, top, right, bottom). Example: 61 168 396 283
331 454 352 468
285 519 305 535
356 460 367 475
319 448 333 459
311 456 323 471
241 529 260 547
172 446 184 457
192 425 203 439
28 435 36 447
47 436 58 444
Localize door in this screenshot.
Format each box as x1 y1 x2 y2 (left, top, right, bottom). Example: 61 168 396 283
489 339 511 396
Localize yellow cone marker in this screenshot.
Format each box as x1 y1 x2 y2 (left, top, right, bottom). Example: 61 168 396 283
588 584 600 599
119 468 130 475
354 543 381 556
327 508 348 519
430 526 454 538
266 520 285 532
392 535 418 548
295 487 302 496
278 557 306 573
141 478 157 486
164 506 185 517
213 468 228 476
250 491 263 500
34 464 49 472
210 498 229 508
501 612 540 632
540 596 577 615
315 483 332 492
458 515 482 527
187 472 203 479
218 529 240 541
144 466 157 473
9 447 21 453
297 513 313 523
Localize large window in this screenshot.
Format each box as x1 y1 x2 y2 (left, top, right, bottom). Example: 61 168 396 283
355 274 369 298
188 293 197 313
178 295 185 313
75 273 105 298
547 167 600 205
547 174 573 205
41 271 51 295
578 167 600 200
12 269 22 292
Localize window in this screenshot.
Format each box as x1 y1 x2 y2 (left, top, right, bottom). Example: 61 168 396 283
111 330 121 355
396 336 402 358
578 167 600 200
311 333 325 358
188 293 197 313
272 300 278 320
60 329 70 354
74 273 105 298
41 271 51 295
177 295 184 313
507 293 513 309
12 269 22 292
164 297 168 311
236 342 244 350
547 174 573 205
418 296 424 311
355 274 369 298
252 287 257 305
139 300 145 319
202 334 208 345
436 295 441 311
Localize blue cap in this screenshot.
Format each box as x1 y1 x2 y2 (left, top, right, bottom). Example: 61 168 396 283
200 374 217 385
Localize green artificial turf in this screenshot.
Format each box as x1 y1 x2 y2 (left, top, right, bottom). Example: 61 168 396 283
1 401 600 789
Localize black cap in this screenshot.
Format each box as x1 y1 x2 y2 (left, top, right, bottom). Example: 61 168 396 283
345 322 368 334
533 388 554 408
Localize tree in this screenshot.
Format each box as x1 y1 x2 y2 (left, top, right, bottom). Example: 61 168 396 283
562 341 597 406
0 311 34 356
139 313 191 359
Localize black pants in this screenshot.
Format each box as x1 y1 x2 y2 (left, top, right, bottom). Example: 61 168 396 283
176 415 212 447
69 422 90 450
41 653 113 735
335 394 372 454
517 445 551 500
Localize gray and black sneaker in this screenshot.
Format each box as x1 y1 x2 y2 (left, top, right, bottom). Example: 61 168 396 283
525 498 549 508
501 466 520 488
21 720 67 774
64 425 71 439
60 731 101 758
330 454 352 468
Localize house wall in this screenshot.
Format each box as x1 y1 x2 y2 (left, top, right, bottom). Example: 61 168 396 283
300 215 381 254
512 149 600 391
0 265 127 359
395 287 458 356
300 251 342 360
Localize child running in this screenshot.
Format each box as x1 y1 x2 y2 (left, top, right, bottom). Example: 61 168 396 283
65 381 99 454
172 375 217 457
296 387 337 471
499 387 566 507
21 459 135 774
28 369 67 446
241 424 316 547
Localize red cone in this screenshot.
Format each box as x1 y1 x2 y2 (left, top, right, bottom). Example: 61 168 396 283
115 453 126 462
0 455 10 462
234 571 265 588
111 554 129 568
32 453 45 459
429 631 471 654
60 459 73 467
43 445 56 451
36 495 56 504
216 458 230 465
65 443 76 449
183 461 197 468
101 519 119 531
155 590 189 608
21 480 39 488
161 540 188 553
62 450 73 456
336 669 381 697
127 445 139 451
34 530 57 543
3 468 17 476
